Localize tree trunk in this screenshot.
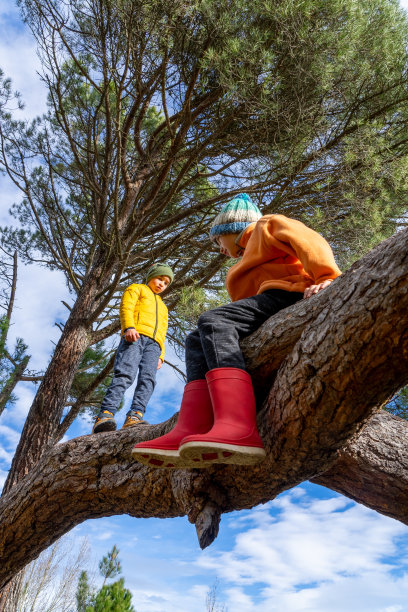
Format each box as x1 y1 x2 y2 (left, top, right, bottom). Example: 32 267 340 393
0 228 407 588
0 289 95 610
0 261 114 608
2 263 111 494
3 320 89 493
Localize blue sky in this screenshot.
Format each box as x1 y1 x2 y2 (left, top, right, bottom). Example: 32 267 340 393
1 1 408 610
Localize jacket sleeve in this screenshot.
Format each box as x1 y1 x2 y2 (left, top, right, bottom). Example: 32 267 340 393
120 284 142 332
160 307 169 362
267 215 342 284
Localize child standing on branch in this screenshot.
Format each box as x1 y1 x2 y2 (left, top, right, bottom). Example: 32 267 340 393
92 263 174 434
132 194 341 468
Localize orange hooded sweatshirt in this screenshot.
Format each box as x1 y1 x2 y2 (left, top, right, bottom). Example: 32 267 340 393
226 214 341 302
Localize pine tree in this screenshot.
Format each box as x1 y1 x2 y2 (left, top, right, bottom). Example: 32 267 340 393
2 0 408 603
86 579 134 612
98 546 121 588
76 571 93 612
83 546 134 612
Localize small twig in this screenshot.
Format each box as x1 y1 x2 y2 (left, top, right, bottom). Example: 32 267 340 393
164 359 186 382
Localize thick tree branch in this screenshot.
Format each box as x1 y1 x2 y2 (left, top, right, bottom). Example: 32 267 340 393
313 411 408 524
0 228 407 587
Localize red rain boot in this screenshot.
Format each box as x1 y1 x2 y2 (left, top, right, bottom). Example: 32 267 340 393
179 368 266 466
131 379 213 468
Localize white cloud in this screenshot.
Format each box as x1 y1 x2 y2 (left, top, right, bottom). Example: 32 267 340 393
224 587 254 609
75 414 94 436
0 2 48 119
6 263 70 370
0 424 20 446
128 587 198 612
0 447 13 463
0 260 70 462
72 489 408 612
126 580 224 612
0 383 35 431
0 468 7 490
195 489 408 612
96 531 114 542
0 7 407 611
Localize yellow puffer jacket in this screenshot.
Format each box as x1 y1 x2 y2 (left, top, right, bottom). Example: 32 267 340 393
120 284 168 361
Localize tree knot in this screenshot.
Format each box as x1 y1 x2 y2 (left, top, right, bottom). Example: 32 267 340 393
170 469 227 548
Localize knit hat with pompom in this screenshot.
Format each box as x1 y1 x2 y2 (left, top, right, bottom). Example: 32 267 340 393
209 193 262 242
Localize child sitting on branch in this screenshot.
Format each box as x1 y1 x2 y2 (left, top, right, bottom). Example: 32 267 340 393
92 263 174 433
132 194 341 468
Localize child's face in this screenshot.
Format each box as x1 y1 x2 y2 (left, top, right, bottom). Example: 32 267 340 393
216 233 242 258
148 275 171 294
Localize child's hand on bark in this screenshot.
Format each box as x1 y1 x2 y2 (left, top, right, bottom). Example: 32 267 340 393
125 328 140 342
303 280 332 299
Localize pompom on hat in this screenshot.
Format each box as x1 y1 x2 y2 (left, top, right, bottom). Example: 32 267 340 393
209 193 262 242
146 263 174 284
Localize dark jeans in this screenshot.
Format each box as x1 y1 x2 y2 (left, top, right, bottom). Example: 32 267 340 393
185 289 303 382
99 335 161 416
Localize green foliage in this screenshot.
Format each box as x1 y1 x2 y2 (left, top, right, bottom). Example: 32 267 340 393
385 387 408 421
176 284 229 327
0 249 32 414
0 314 9 357
0 67 23 115
76 571 94 612
299 125 408 269
172 283 229 354
78 546 134 612
0 314 30 412
68 342 114 416
85 578 134 612
98 546 121 586
3 0 408 278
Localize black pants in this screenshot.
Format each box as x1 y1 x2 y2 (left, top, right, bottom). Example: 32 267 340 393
185 289 303 382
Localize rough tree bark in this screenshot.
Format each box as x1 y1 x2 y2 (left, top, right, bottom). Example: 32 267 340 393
0 227 407 589
2 259 114 494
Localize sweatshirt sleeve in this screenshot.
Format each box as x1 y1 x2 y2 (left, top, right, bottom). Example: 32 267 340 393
267 215 342 284
120 284 142 332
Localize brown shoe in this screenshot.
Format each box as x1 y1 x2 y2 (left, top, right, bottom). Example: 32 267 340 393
92 410 117 434
122 410 149 428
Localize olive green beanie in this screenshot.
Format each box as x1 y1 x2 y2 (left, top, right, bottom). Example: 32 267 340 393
146 263 174 284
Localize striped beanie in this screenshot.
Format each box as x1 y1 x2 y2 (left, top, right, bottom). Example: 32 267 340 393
146 263 174 284
209 193 262 242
